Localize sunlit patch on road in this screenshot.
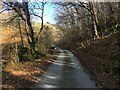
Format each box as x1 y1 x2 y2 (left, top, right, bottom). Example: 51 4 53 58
46 75 57 80
40 84 58 88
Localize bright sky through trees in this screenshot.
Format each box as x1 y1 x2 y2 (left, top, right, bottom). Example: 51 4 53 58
44 3 56 24
16 0 56 24
32 3 57 24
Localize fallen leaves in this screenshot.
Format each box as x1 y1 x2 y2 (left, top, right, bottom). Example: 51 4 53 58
2 56 56 88
70 38 120 88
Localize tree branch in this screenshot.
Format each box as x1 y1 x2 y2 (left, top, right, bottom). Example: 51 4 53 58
30 13 42 19
3 2 26 22
78 2 92 13
0 8 13 14
2 14 17 23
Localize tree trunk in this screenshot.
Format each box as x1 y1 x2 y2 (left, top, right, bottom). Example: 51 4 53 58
23 2 36 53
17 15 24 47
89 1 100 39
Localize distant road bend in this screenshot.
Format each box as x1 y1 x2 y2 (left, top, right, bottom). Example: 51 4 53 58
32 49 97 88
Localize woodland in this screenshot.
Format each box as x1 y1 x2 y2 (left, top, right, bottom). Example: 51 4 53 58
0 0 120 88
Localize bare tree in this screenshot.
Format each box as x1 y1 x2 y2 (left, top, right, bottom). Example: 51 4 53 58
55 1 120 48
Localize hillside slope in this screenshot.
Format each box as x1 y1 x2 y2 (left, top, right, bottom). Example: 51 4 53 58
70 31 120 88
1 22 61 44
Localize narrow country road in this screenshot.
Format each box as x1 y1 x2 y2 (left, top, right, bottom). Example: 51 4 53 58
32 49 97 88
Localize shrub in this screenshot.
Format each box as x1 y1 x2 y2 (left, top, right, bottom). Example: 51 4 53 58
18 46 33 62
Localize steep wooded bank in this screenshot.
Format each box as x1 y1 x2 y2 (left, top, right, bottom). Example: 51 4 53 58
69 31 120 88
56 1 120 48
1 22 61 64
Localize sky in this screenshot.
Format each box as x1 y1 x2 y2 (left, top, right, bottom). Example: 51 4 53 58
31 2 57 24
43 3 57 24
16 0 57 24
0 0 57 24
29 0 119 24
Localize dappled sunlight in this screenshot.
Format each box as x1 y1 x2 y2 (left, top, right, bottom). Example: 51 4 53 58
46 75 57 80
5 65 45 76
2 57 55 88
67 64 81 69
64 59 81 69
32 50 97 88
53 59 64 66
69 53 74 56
32 59 42 62
58 55 69 58
64 62 80 69
23 76 42 83
40 84 58 88
4 66 45 84
35 74 60 88
55 60 63 63
54 62 64 66
47 60 55 63
11 71 31 76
